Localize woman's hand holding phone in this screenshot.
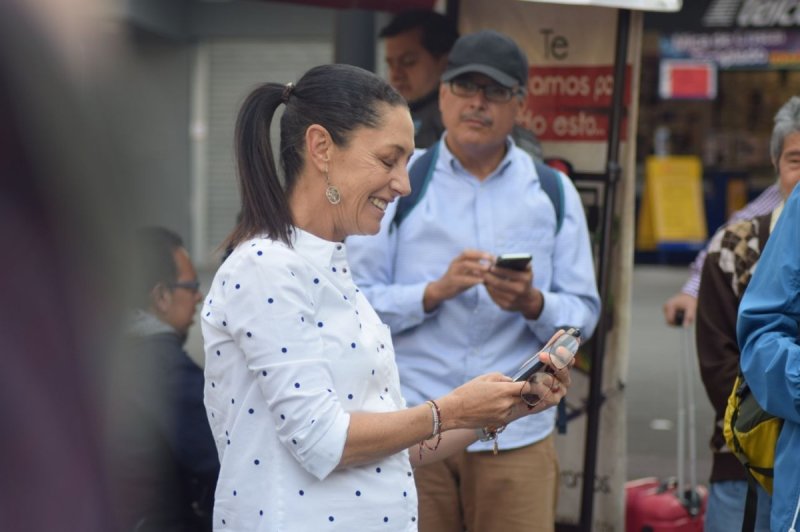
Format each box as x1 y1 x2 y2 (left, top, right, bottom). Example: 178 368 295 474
511 328 579 417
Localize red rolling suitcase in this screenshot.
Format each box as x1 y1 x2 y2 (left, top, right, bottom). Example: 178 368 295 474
625 312 708 531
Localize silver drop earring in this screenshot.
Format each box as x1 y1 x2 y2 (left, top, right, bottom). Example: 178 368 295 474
324 164 341 205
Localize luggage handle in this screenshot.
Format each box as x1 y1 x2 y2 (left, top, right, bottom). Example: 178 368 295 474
654 477 703 517
672 310 701 517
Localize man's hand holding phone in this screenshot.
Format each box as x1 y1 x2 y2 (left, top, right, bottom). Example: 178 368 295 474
484 253 544 319
423 249 493 312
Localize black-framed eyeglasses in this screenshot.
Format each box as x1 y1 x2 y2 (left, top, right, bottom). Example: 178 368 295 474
449 78 521 103
169 280 201 293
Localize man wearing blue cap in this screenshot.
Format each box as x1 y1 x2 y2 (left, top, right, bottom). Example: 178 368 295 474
348 30 600 531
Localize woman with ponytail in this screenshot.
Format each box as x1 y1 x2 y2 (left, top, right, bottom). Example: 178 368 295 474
201 64 572 531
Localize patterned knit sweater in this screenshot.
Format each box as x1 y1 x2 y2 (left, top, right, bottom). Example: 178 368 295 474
695 213 772 482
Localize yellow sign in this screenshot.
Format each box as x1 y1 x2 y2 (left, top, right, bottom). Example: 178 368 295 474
637 156 707 251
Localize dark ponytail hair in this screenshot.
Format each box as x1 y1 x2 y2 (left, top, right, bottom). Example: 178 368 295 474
224 63 405 250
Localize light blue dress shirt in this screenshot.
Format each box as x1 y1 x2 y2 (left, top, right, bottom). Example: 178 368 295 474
347 136 600 452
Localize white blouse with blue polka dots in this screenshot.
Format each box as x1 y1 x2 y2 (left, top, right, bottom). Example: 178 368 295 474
201 228 419 531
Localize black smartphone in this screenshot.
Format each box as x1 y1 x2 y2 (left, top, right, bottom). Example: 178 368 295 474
511 327 581 382
495 253 532 272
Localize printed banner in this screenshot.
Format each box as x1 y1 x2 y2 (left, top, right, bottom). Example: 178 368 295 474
522 65 632 141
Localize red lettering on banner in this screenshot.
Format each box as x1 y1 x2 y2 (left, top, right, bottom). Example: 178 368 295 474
523 65 631 142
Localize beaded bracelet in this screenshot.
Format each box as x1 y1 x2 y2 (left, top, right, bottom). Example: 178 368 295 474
418 399 442 461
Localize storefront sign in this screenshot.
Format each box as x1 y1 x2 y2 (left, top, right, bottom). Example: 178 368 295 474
659 59 717 99
660 28 800 68
648 0 800 32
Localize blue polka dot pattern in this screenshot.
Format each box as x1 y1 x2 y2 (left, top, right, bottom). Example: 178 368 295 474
294 382 300 388
257 251 263 256
281 347 287 353
235 284 240 289
313 278 319 284
328 516 334 522
299 490 304 496
246 332 252 338
248 408 254 414
347 394 353 400
355 490 361 496
254 459 260 465
317 321 324 328
268 297 274 304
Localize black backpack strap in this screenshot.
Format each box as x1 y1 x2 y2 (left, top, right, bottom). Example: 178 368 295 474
391 142 440 231
741 475 758 532
533 160 565 234
392 146 565 236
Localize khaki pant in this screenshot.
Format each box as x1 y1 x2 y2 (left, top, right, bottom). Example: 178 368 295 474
414 433 559 532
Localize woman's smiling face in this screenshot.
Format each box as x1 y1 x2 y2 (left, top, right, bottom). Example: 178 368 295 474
327 103 415 240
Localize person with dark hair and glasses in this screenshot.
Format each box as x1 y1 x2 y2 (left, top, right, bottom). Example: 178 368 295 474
107 227 219 532
380 9 459 148
200 63 574 531
348 31 600 532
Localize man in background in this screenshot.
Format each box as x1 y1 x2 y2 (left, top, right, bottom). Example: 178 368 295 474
694 96 800 531
349 30 599 532
380 9 459 148
107 227 219 532
736 99 800 531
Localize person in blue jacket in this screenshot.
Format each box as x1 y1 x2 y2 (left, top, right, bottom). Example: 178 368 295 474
737 97 800 532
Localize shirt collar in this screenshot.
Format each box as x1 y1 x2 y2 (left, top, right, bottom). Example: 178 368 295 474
126 309 177 338
438 133 515 179
291 227 346 267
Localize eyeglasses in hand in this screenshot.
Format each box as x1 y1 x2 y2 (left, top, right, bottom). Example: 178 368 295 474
519 330 579 409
